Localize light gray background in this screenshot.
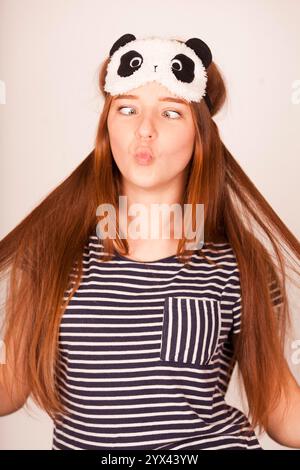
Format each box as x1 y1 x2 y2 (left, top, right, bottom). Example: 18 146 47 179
0 0 299 450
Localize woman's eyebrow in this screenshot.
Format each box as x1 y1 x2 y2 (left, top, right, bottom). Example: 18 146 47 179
113 94 188 105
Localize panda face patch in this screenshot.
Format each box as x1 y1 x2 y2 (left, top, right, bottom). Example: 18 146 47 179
104 37 210 103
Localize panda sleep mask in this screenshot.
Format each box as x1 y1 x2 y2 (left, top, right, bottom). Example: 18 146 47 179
104 33 213 109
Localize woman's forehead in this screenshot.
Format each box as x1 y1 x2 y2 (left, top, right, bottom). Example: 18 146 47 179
112 82 189 105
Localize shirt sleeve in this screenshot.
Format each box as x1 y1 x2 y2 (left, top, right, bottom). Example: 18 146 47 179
231 272 284 335
232 295 242 335
220 265 243 336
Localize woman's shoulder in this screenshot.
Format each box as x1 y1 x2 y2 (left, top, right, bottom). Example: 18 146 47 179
200 239 236 257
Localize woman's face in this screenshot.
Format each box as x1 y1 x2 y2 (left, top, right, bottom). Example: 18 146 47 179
106 81 196 192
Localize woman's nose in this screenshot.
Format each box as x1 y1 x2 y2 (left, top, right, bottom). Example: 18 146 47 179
136 116 157 138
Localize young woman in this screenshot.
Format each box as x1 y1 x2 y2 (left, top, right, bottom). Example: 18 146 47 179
0 33 300 450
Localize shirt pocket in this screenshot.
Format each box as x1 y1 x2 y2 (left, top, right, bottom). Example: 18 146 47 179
159 296 221 366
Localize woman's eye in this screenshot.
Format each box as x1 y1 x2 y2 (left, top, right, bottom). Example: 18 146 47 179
117 106 135 115
163 110 181 119
117 106 181 119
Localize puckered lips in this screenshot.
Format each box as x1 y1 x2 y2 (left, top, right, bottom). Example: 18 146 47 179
134 147 154 165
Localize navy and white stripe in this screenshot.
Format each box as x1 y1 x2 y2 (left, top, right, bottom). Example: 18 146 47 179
52 228 280 450
160 297 221 366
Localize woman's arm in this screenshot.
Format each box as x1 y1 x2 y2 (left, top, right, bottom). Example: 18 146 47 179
232 334 300 448
0 340 30 416
0 382 30 416
265 358 300 448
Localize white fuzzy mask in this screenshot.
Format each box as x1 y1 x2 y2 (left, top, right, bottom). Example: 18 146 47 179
104 34 212 105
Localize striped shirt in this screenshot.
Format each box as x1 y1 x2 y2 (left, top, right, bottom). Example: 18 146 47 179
52 228 282 450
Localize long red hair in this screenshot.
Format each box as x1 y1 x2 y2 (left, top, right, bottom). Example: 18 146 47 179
0 49 299 436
